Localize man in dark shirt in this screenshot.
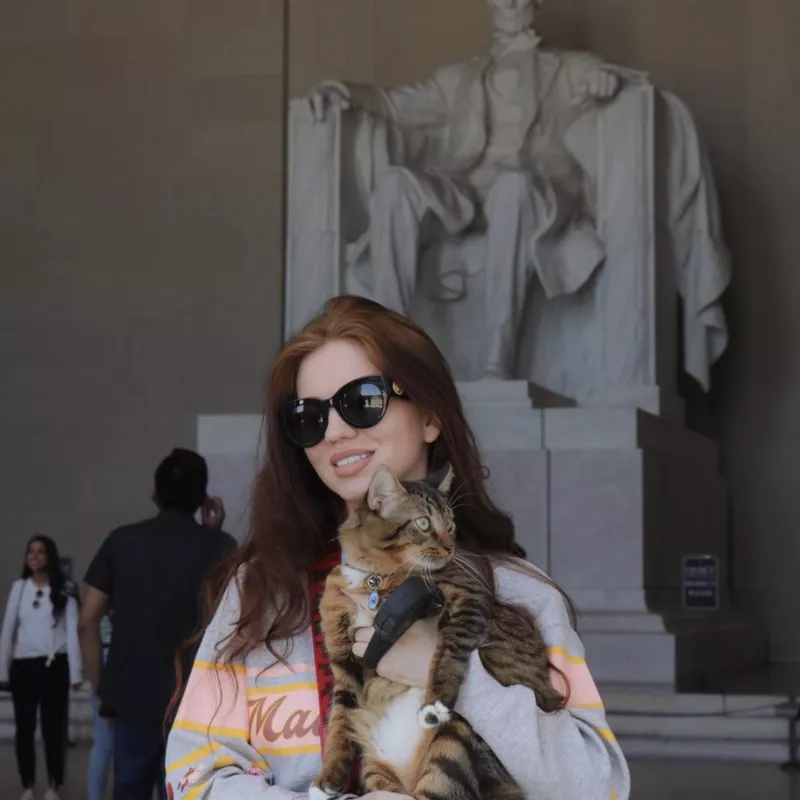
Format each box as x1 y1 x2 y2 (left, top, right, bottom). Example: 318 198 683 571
79 448 237 800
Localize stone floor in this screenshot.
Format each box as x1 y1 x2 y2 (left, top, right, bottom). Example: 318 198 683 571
0 746 795 799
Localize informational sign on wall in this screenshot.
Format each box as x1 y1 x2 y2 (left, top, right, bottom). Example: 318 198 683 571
682 555 719 611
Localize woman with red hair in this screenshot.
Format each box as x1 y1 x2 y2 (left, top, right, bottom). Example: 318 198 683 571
165 295 629 800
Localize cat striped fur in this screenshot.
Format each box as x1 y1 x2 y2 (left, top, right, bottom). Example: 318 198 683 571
311 464 564 800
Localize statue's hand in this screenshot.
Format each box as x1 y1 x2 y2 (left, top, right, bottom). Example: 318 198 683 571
308 80 352 122
576 67 621 104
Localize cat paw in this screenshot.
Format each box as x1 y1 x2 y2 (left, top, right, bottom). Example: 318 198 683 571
418 700 451 729
309 785 339 800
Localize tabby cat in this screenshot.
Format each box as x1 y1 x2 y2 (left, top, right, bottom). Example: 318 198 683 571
310 464 565 800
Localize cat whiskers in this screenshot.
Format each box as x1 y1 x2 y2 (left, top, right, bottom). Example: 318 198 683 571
448 483 470 506
445 486 477 515
412 557 439 595
401 554 431 586
384 560 416 586
452 551 493 594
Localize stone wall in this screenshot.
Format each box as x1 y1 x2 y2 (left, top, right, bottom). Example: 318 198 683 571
0 0 286 585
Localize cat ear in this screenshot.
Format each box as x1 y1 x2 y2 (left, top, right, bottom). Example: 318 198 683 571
432 463 456 497
367 466 407 519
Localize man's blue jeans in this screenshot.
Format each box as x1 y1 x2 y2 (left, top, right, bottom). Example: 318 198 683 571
87 687 114 800
113 716 167 800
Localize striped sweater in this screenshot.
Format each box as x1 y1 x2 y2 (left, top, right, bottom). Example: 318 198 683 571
165 563 630 800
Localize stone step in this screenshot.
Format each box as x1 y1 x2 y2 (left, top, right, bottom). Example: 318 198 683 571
601 683 792 764
610 710 785 741
618 736 788 763
602 685 786 716
578 611 757 635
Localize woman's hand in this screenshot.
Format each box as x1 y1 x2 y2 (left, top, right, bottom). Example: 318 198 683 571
348 587 439 689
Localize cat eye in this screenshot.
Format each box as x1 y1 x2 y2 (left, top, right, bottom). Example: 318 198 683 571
415 517 431 532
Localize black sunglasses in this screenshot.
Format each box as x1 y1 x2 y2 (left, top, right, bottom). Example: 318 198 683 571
32 589 43 610
282 375 409 449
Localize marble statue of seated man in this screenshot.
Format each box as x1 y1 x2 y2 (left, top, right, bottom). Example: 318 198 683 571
308 0 624 378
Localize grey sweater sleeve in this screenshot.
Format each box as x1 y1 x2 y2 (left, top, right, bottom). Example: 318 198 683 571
166 579 329 800
455 566 630 800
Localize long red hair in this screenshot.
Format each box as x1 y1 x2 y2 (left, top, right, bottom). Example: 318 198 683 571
205 295 538 667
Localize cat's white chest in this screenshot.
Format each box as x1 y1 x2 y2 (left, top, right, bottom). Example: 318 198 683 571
371 688 426 771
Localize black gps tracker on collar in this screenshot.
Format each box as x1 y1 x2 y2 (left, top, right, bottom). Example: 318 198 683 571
361 576 445 671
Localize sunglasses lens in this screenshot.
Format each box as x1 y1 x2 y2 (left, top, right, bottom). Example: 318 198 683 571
283 378 394 448
284 399 327 448
340 379 388 429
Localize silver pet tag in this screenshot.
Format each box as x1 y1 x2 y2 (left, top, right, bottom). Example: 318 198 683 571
366 574 382 611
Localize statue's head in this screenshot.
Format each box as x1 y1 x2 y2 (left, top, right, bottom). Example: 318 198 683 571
487 0 539 35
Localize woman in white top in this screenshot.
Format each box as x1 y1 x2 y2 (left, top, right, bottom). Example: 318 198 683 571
0 536 82 800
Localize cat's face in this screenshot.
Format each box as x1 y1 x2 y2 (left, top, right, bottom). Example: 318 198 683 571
339 464 457 576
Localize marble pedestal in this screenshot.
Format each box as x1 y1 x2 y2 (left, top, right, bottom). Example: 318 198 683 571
460 381 765 685
197 381 765 687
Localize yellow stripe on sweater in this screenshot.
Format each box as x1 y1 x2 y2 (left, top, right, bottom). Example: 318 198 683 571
172 720 248 740
193 660 247 675
247 681 317 697
547 646 586 665
166 742 221 775
258 743 321 757
184 781 209 800
598 727 617 743
212 754 270 771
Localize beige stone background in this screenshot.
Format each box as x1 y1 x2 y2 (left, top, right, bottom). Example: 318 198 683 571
0 1 285 586
1 0 799 664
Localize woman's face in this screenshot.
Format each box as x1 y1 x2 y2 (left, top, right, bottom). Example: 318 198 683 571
295 338 441 508
26 540 48 573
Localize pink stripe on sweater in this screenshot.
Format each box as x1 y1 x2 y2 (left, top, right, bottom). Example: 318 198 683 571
177 661 249 733
549 653 604 708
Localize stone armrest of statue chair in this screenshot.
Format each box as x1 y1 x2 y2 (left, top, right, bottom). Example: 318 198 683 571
285 80 731 417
